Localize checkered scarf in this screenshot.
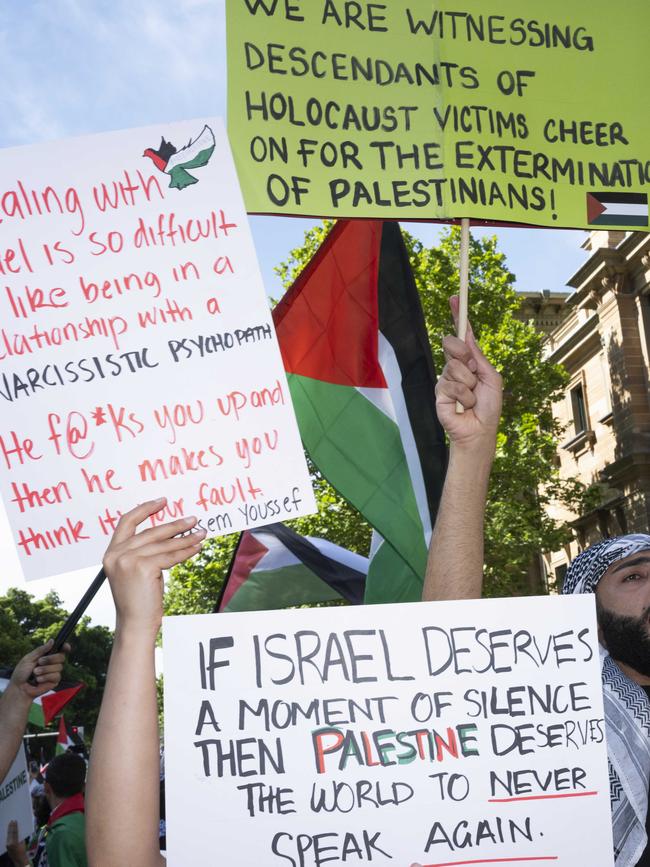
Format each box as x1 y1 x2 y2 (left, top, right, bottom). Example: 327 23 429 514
563 534 650 866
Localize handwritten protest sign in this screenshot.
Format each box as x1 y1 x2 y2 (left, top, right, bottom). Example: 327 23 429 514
0 749 32 856
0 118 315 581
163 594 614 866
227 0 650 229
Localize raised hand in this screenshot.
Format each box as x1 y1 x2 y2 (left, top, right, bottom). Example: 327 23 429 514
435 295 502 449
10 639 69 701
103 498 206 635
6 819 28 867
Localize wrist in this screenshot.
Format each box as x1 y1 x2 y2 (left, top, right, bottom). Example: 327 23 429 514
5 680 32 709
114 618 160 645
449 436 496 466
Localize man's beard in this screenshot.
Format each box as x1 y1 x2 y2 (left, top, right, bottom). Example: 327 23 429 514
597 600 650 677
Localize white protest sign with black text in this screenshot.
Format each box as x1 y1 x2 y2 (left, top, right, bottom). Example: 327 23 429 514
163 595 614 866
0 749 32 855
0 118 315 580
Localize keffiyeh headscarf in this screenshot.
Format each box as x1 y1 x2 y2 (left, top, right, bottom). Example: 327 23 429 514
563 534 650 867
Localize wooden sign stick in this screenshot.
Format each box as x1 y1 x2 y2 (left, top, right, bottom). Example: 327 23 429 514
456 217 470 414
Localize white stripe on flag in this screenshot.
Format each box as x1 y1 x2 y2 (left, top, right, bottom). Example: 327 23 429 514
602 203 647 217
359 335 432 543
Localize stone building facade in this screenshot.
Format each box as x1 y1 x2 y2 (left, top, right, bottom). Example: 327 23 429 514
523 231 650 591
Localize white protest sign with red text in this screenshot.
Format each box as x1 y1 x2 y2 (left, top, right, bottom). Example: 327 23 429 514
163 594 614 866
0 118 315 580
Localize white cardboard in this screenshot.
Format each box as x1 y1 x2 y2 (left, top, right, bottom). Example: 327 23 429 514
0 118 315 580
0 749 32 855
163 594 614 866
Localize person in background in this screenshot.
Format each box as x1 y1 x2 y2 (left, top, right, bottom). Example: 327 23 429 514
42 752 87 867
28 762 44 800
0 643 69 783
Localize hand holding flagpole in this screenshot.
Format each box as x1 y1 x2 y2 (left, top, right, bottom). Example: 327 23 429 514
456 218 470 413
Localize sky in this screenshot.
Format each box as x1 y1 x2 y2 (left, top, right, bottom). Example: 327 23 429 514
0 0 591 629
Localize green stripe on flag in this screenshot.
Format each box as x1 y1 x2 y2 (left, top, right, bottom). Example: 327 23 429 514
28 702 46 727
287 373 427 581
225 564 343 612
367 538 426 604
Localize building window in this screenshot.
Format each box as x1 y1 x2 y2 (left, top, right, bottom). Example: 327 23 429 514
554 564 568 592
570 384 588 435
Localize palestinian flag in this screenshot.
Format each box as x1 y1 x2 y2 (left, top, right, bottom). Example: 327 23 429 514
587 192 649 227
216 523 367 612
56 715 83 755
0 673 83 727
272 220 447 603
143 124 216 190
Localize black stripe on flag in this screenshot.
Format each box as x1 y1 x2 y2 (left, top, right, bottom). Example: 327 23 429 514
268 523 366 605
591 192 648 205
377 222 448 531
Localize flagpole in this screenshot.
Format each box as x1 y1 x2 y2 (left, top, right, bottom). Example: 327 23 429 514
27 567 106 685
456 217 471 414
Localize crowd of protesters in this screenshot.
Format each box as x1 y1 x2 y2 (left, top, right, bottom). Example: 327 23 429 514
1 301 649 866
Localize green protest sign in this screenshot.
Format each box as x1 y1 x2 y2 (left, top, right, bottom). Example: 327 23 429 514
227 0 650 229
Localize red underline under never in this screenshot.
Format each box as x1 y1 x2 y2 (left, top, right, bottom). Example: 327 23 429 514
488 790 598 803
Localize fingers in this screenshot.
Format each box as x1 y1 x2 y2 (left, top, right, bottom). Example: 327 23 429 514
123 515 199 550
439 337 478 409
155 539 206 571
7 819 17 844
436 377 477 410
38 650 67 667
134 529 206 561
24 639 54 662
111 498 167 545
442 334 474 368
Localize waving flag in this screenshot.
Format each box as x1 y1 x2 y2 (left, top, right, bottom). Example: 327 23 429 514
55 715 83 755
0 672 83 727
272 220 447 603
216 523 367 612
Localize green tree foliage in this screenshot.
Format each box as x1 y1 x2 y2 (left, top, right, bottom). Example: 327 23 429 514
165 221 595 609
0 588 113 736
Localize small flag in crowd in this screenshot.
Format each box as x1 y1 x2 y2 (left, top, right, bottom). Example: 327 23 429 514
216 523 367 612
0 672 83 727
273 220 447 603
56 715 83 755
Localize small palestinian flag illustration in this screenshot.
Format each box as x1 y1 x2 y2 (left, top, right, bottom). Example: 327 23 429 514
143 124 216 190
587 192 649 227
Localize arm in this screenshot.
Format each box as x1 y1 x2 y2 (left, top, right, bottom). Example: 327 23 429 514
85 499 205 867
423 296 503 601
0 642 68 783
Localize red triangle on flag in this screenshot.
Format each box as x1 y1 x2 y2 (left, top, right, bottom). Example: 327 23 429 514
219 531 268 611
587 194 606 223
273 221 387 388
41 683 83 726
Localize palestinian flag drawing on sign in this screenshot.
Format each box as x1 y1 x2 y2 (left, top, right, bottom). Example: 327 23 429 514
56 715 83 755
0 674 83 728
272 220 447 603
216 523 367 612
142 124 216 190
587 192 649 227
